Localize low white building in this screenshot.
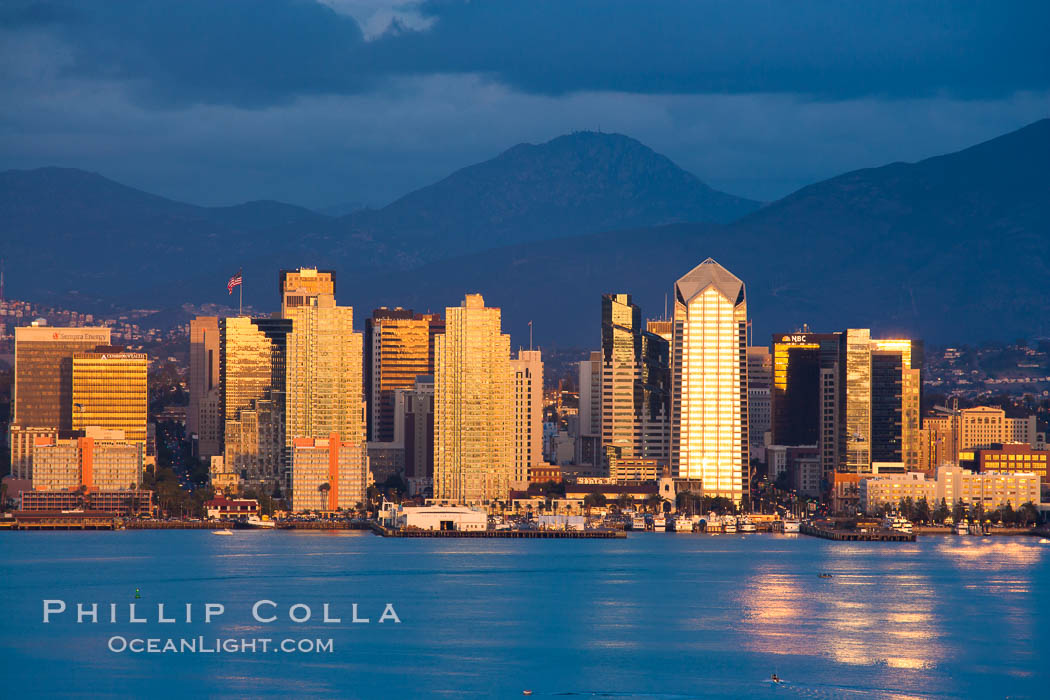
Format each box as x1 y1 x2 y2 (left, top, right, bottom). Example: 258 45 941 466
397 505 487 531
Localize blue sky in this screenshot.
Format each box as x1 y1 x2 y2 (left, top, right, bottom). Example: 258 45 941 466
1 0 1047 209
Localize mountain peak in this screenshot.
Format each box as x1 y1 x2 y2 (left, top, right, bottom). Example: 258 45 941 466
343 131 760 263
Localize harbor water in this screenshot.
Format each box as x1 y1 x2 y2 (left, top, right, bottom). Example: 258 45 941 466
2 531 1047 698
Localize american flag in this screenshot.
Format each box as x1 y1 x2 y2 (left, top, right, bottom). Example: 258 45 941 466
227 271 242 294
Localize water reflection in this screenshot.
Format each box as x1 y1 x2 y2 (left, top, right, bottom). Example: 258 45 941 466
738 547 944 677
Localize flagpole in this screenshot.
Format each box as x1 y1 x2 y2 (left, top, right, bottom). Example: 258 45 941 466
239 274 243 316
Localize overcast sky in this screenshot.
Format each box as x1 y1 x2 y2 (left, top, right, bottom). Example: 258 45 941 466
1 0 1047 209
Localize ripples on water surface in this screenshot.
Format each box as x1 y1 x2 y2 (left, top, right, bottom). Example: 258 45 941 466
1 532 1046 698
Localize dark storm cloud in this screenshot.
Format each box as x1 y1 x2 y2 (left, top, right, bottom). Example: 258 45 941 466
5 0 1048 108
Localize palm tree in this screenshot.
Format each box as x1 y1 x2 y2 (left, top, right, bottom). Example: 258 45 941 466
318 482 331 511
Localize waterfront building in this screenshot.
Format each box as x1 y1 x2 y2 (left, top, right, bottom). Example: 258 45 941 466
290 434 370 512
364 307 444 442
220 316 292 486
279 267 335 316
204 496 260 520
188 316 222 457
433 294 513 504
600 293 670 472
31 429 143 491
71 349 147 446
861 466 1041 513
511 349 544 487
395 505 487 531
670 258 749 505
10 325 111 479
20 489 153 516
284 293 364 445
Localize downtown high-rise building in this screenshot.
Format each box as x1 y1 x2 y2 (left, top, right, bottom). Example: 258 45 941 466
599 293 670 472
284 293 365 445
746 346 772 460
188 316 222 457
511 349 544 485
840 331 923 474
433 294 513 504
574 350 603 474
70 348 148 446
279 268 336 316
9 325 111 479
364 307 444 443
771 329 922 481
670 259 750 504
220 316 292 486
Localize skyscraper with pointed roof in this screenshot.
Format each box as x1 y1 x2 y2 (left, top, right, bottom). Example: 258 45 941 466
670 258 750 504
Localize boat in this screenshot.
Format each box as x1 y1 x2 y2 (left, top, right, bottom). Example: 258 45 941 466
882 515 913 534
245 515 276 529
652 516 667 532
631 515 646 531
723 518 737 534
212 529 234 536
674 516 693 533
955 520 968 535
782 519 800 534
738 517 757 533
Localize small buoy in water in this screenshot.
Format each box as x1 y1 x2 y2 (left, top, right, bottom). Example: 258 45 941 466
135 587 141 599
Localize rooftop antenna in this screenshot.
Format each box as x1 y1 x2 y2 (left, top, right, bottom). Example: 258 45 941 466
663 293 668 321
1 258 5 304
529 320 533 351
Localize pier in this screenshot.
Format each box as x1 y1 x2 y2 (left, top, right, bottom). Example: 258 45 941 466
374 524 626 538
801 522 915 542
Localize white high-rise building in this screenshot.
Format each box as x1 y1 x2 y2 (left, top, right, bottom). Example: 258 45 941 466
670 258 750 504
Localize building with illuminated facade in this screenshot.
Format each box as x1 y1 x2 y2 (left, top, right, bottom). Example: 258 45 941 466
188 316 222 457
670 258 749 504
600 293 670 473
71 349 147 446
10 325 111 479
279 267 335 316
511 349 544 486
434 294 513 504
285 293 364 445
31 428 143 492
861 466 1041 513
290 434 369 512
960 443 1048 480
364 307 444 442
220 316 292 486
771 330 922 483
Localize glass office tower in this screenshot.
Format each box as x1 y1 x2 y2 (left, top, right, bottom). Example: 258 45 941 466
670 259 749 505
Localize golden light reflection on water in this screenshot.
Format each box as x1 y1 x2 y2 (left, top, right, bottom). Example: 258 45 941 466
738 553 944 675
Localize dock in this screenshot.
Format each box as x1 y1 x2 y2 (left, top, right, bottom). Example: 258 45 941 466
374 524 626 538
801 522 915 542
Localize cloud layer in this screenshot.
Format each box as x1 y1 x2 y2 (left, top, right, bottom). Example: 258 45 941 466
1 1 1048 207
